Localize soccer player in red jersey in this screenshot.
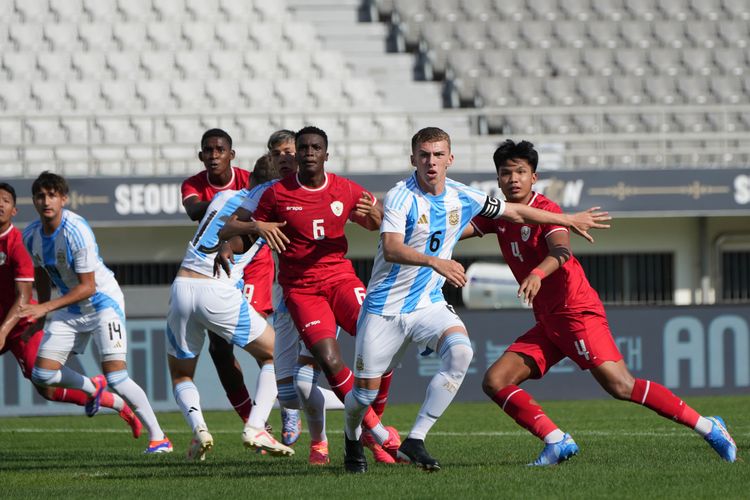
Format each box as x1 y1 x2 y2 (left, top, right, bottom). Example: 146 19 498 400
180 128 260 425
219 126 401 461
468 140 737 464
0 182 141 436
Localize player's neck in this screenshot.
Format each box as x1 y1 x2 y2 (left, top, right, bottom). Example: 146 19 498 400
297 170 326 188
41 213 63 235
207 168 233 187
0 220 11 236
416 176 445 196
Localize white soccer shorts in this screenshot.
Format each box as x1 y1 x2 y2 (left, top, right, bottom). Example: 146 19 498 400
166 277 269 359
353 301 466 378
40 297 128 362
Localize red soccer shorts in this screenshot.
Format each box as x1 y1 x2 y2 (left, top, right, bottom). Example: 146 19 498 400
0 323 44 379
507 310 623 377
284 273 366 350
242 246 275 318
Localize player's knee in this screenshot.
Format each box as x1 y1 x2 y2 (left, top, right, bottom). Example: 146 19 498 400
481 369 515 397
105 369 130 388
440 334 474 382
351 386 378 407
293 365 319 399
31 367 59 386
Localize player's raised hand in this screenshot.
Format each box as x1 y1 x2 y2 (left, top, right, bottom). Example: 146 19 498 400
431 258 466 288
354 192 376 217
257 220 289 252
518 273 542 305
213 241 234 277
569 207 611 243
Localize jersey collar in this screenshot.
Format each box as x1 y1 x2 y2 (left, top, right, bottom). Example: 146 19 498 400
295 172 329 192
0 224 13 239
206 167 236 190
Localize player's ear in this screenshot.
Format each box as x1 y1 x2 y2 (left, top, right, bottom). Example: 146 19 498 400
410 154 416 167
10 205 17 217
325 151 329 162
447 152 454 167
198 150 204 162
230 149 235 160
531 171 538 185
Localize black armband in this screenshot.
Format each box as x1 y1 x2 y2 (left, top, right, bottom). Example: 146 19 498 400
479 196 504 219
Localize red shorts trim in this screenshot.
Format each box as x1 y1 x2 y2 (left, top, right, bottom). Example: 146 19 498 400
507 311 622 377
284 274 366 350
1 324 43 379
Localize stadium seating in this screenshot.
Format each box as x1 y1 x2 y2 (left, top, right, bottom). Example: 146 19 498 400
2 0 749 176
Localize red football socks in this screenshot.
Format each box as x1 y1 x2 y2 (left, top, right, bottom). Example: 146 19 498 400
227 387 253 423
630 379 700 428
492 385 559 440
372 370 393 417
51 387 89 406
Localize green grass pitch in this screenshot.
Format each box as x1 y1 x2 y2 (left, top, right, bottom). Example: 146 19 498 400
1 396 747 499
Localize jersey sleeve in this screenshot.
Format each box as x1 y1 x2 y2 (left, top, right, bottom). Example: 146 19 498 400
10 234 34 281
251 185 276 222
380 187 410 235
181 175 202 202
539 200 569 238
469 215 496 237
239 181 271 214
68 223 100 274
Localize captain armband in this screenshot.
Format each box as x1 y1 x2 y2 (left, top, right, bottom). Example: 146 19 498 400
479 196 504 219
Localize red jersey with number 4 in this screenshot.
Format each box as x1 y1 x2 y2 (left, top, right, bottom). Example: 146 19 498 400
0 225 35 332
181 167 250 202
252 172 375 289
471 192 604 317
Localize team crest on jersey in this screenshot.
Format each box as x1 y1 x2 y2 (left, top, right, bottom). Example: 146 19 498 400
330 201 344 217
521 226 531 241
0 251 5 266
448 208 460 226
56 249 66 265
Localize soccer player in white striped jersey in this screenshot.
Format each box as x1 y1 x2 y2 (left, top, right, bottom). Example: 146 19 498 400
343 128 610 472
167 172 295 460
20 172 171 454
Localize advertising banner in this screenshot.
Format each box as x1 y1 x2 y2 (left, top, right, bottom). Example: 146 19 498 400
2 306 748 416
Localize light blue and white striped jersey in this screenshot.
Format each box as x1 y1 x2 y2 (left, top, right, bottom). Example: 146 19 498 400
23 209 123 316
363 174 506 315
181 188 263 286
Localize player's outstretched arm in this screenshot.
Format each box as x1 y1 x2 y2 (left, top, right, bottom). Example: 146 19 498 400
502 204 611 243
19 271 96 320
382 232 466 287
0 280 33 351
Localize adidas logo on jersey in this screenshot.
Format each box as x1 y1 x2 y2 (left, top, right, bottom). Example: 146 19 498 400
417 214 428 224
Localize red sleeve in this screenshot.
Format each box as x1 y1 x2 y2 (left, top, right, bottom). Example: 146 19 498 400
181 175 202 201
470 215 496 236
252 186 276 222
11 234 34 281
538 200 568 238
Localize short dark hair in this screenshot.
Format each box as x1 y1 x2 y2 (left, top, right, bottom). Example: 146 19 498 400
0 182 17 205
267 129 296 151
32 171 69 196
201 128 233 149
251 154 279 185
493 140 538 172
295 126 328 149
411 127 451 152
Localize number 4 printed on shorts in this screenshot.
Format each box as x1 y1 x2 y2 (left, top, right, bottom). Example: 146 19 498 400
574 339 590 360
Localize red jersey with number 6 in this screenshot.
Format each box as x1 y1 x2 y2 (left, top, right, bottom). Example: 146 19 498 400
0 225 35 332
471 192 604 317
252 172 375 289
